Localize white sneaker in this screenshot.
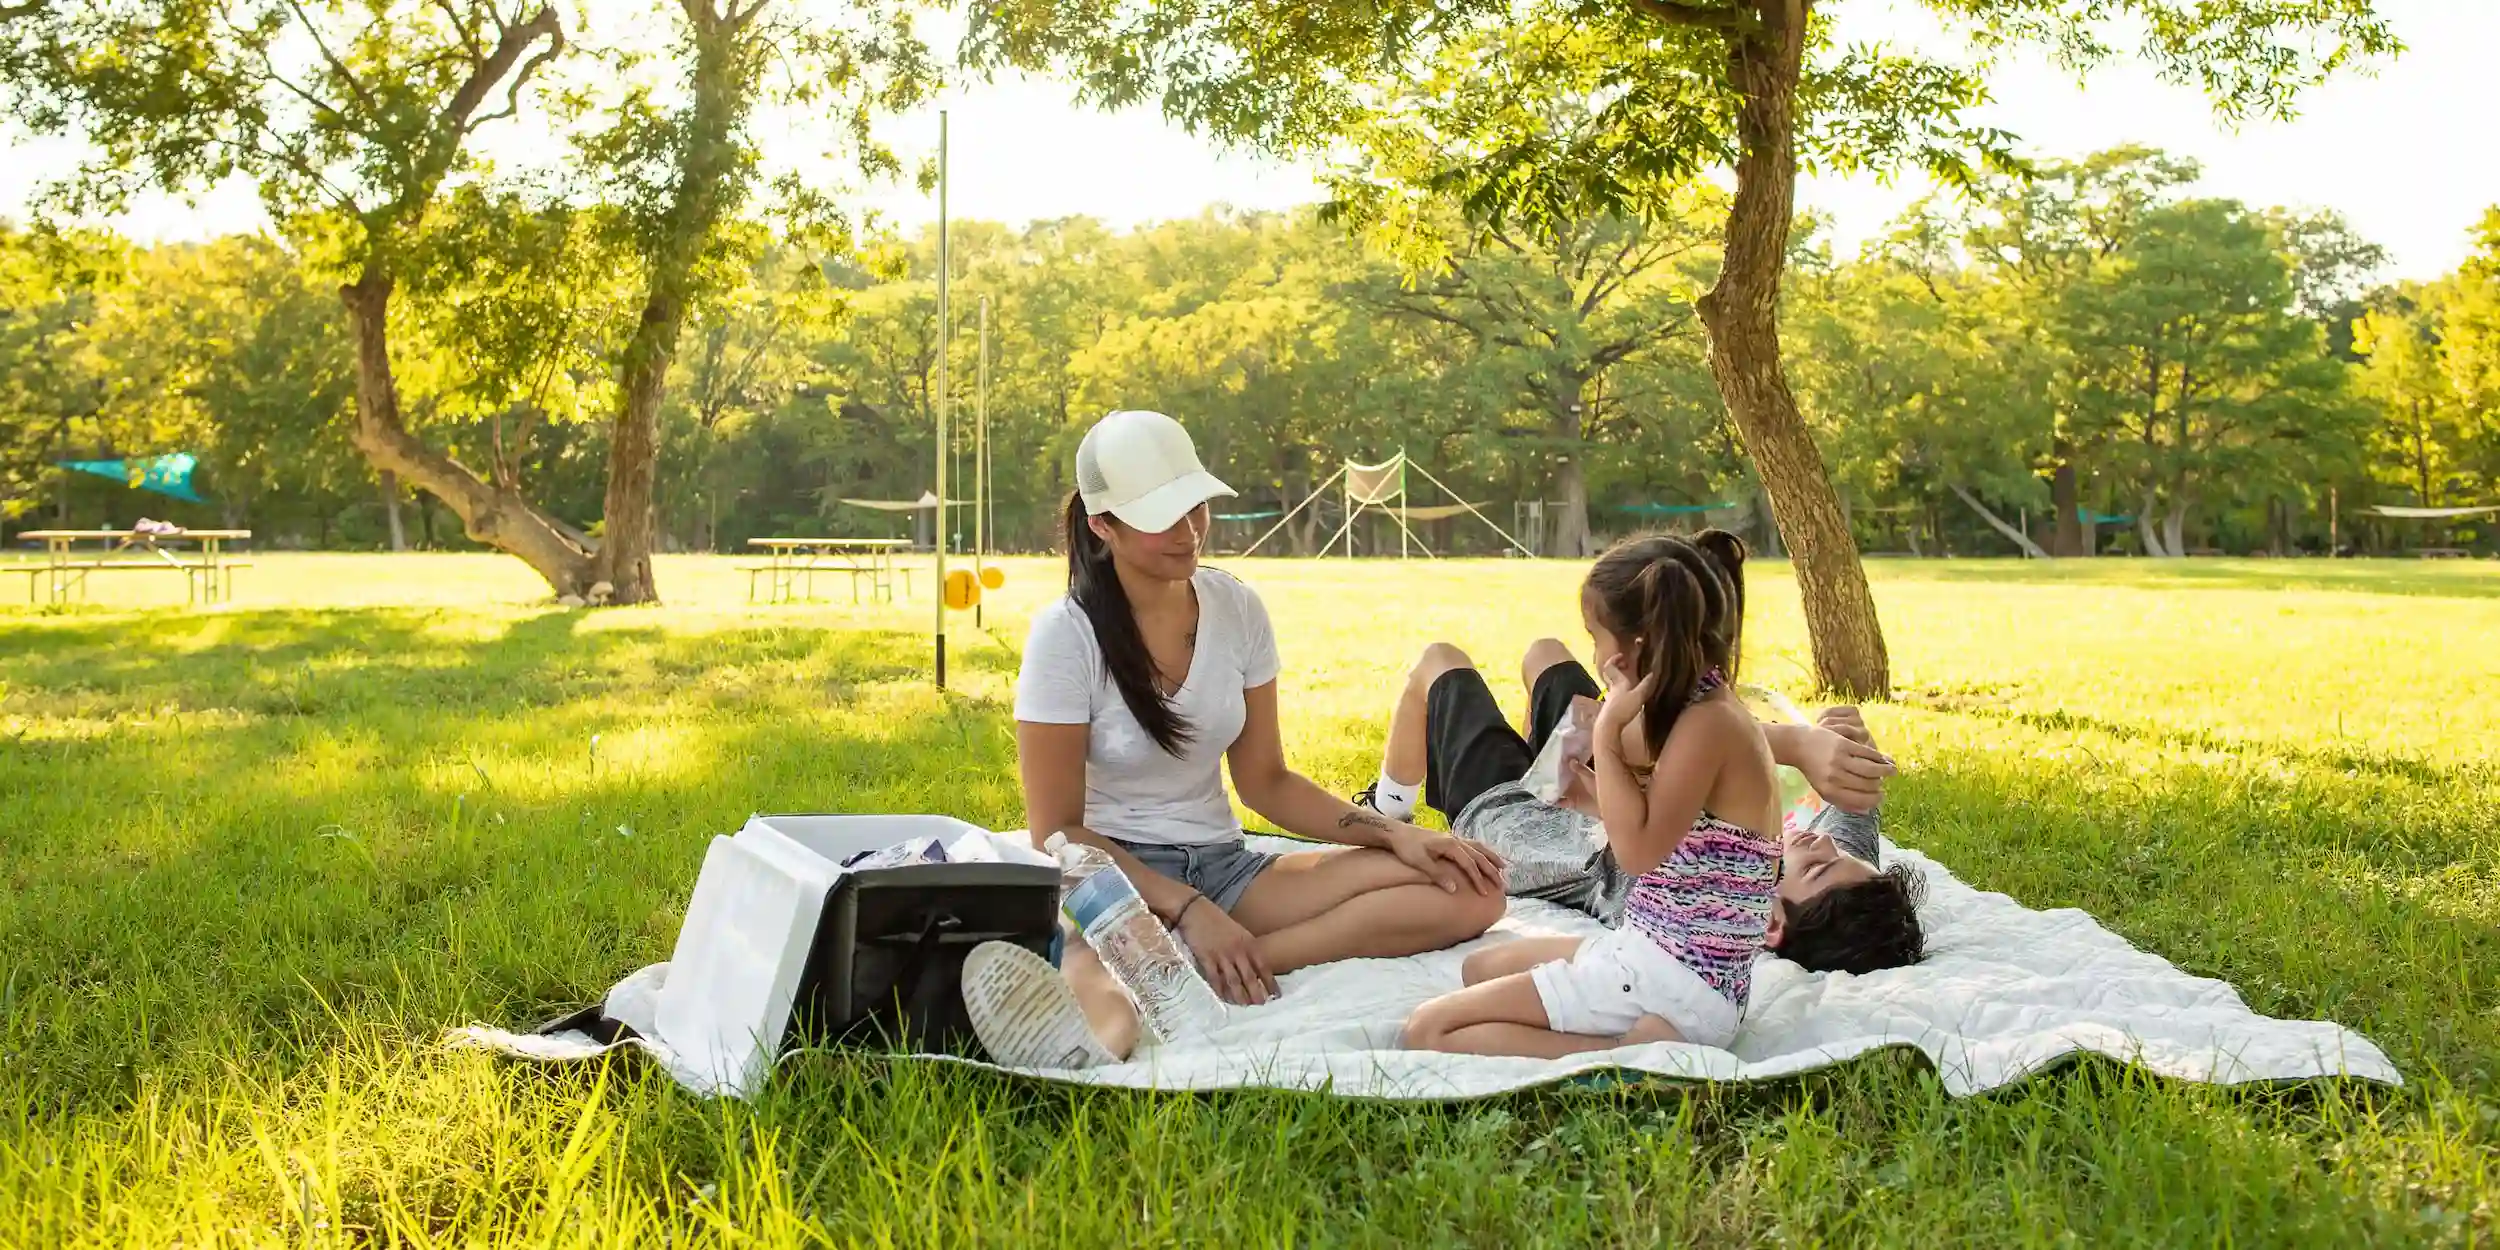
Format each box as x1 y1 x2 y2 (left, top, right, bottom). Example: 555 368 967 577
960 941 1118 1070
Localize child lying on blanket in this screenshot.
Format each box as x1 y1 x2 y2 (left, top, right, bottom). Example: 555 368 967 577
1402 532 1924 1057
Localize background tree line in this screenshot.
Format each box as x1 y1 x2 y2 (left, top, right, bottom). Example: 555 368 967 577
4 0 2409 696
6 145 2494 562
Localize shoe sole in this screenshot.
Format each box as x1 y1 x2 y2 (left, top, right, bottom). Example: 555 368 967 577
960 941 1117 1070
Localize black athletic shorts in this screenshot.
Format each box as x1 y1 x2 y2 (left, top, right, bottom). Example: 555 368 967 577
1423 659 1603 819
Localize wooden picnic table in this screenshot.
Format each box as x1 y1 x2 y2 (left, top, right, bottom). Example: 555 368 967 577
743 537 914 604
9 528 252 606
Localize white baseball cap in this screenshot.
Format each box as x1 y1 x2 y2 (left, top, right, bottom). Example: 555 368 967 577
1075 410 1235 533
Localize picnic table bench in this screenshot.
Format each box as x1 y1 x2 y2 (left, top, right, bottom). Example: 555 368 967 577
7 529 251 606
741 538 914 604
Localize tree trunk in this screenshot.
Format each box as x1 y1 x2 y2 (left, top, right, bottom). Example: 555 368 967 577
2136 484 2171 557
1949 483 2050 559
2162 493 2190 557
2411 401 2435 509
592 4 757 606
1547 384 1593 557
1695 8 1888 698
2049 449 2085 557
340 268 596 595
379 470 408 552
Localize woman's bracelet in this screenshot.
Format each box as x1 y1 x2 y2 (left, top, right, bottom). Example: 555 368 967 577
1171 892 1208 927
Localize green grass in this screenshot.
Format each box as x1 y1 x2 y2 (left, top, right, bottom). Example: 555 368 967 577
2 552 2496 1246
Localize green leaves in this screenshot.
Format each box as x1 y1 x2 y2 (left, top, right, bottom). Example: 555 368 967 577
971 0 2394 251
1784 146 2395 555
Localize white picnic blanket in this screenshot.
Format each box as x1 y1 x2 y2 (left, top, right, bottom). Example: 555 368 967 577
450 834 2399 1098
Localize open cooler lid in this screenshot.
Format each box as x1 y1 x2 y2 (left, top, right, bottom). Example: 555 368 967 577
654 826 842 1093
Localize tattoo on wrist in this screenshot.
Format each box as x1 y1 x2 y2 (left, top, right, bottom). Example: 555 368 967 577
1337 810 1392 834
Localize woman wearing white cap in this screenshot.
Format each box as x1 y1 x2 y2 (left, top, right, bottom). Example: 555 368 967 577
966 409 1508 1067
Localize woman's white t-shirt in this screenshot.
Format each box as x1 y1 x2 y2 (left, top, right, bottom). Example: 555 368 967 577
1013 568 1280 846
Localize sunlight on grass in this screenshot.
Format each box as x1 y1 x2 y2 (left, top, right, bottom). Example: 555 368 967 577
2 553 2494 1245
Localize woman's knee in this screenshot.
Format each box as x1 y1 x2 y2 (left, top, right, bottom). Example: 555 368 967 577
1441 886 1507 942
1407 641 1475 692
1519 637 1576 691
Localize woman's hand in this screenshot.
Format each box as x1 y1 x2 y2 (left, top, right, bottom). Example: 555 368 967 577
1177 899 1279 1006
1383 823 1507 895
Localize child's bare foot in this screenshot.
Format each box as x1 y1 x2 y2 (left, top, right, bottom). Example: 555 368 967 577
1618 1014 1684 1047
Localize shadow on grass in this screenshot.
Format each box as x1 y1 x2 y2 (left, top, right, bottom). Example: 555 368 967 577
0 607 1033 1117
1868 556 2500 599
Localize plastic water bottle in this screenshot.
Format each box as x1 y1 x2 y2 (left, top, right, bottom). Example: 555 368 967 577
1044 834 1227 1044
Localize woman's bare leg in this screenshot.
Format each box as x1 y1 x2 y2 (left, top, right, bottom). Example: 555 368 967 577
1381 642 1477 790
1459 936 1585 986
1230 847 1506 974
1060 937 1141 1060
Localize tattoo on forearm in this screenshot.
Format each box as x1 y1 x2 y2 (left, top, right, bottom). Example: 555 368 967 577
1337 810 1391 834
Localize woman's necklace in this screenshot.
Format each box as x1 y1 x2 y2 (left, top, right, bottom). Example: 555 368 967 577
1153 628 1197 695
1145 583 1200 695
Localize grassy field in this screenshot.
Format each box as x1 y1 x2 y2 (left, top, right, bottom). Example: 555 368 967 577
2 552 2496 1246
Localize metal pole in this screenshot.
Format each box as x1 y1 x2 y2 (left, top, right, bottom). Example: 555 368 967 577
976 294 989 628
934 110 949 690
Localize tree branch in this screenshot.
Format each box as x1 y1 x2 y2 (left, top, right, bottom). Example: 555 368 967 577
1576 233 1641 316
394 4 561 220
472 22 563 128
431 0 487 63
280 0 378 116
445 6 561 137
1626 0 1751 32
242 31 349 129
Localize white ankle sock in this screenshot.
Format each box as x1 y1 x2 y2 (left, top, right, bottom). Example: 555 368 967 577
1371 771 1420 819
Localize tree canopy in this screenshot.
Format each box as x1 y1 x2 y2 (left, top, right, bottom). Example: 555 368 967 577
970 0 2398 696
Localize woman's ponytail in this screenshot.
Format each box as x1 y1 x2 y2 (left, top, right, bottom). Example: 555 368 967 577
1064 492 1193 756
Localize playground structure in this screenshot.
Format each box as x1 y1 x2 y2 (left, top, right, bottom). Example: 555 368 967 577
1241 452 1536 559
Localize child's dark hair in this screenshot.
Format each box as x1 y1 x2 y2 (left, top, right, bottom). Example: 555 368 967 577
1062 491 1191 756
1775 864 1928 974
1581 529 1749 752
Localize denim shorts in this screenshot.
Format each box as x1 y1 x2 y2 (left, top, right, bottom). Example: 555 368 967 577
1106 836 1280 913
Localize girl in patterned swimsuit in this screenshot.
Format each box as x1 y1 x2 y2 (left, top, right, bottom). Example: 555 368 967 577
1404 531 1883 1055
